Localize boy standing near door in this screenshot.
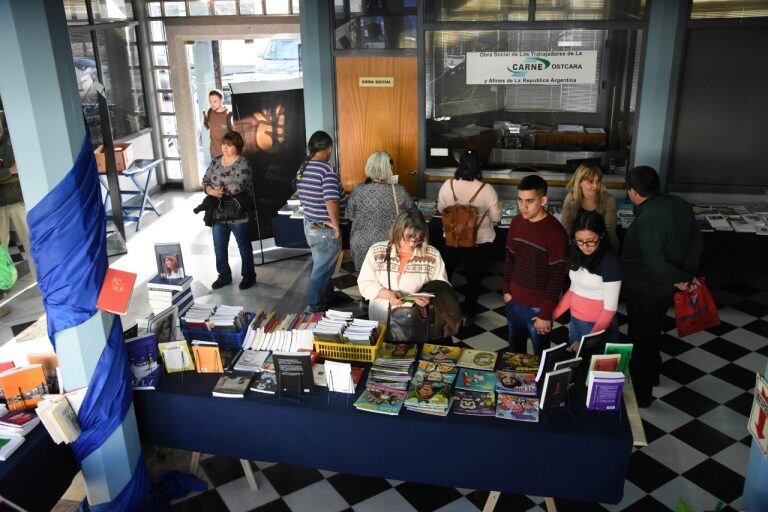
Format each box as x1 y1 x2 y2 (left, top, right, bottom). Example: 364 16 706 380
203 89 234 159
502 175 569 355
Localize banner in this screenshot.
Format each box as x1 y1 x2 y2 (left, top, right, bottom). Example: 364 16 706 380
466 50 598 85
231 82 305 239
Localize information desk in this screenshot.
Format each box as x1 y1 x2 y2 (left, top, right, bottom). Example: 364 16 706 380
133 372 632 504
0 426 79 511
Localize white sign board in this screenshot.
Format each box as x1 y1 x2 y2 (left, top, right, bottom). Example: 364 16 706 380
748 373 768 456
466 51 598 85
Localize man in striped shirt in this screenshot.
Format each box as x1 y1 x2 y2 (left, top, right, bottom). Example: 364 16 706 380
297 131 345 312
502 175 569 355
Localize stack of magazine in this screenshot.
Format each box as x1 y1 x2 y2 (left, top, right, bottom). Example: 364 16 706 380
494 352 542 422
354 342 418 415
406 344 461 416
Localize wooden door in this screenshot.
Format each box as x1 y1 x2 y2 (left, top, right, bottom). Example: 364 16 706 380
335 56 418 197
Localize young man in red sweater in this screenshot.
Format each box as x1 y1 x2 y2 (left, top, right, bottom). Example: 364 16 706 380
502 175 569 355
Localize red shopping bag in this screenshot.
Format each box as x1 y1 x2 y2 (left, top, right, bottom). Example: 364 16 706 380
674 277 720 338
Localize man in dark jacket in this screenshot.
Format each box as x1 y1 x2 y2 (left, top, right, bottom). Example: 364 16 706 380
622 166 702 408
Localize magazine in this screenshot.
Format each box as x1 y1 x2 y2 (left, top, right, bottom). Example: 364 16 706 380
501 352 540 372
457 348 498 371
451 389 495 417
455 368 496 393
354 385 406 416
495 393 540 422
495 370 537 397
412 360 458 385
420 344 461 366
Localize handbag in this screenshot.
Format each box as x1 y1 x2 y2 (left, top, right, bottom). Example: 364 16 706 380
214 196 243 223
0 244 18 291
674 277 720 338
385 250 432 342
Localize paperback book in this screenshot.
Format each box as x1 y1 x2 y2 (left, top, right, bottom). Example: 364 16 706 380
495 393 540 422
501 352 540 372
412 360 458 386
420 343 461 366
535 343 568 382
125 334 161 390
404 381 452 416
0 365 48 412
354 385 407 416
0 410 40 436
586 371 625 411
157 341 195 373
191 341 224 373
575 330 606 362
26 353 60 395
589 354 621 373
451 389 495 417
212 371 253 398
0 434 24 461
147 305 179 345
553 357 582 388
455 368 496 393
495 370 537 397
540 368 572 409
250 371 278 394
233 350 271 373
457 348 498 371
273 351 315 395
604 343 633 375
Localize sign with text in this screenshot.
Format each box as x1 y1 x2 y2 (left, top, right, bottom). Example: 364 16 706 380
359 76 394 87
749 373 768 456
466 50 598 85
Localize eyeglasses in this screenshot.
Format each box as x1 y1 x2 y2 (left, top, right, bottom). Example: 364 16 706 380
573 238 600 248
402 234 423 244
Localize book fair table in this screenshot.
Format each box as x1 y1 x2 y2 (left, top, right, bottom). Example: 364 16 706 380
0 425 79 511
133 371 633 509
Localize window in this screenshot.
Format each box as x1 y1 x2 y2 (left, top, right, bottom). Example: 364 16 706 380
424 0 645 21
425 0 529 22
690 0 768 19
334 0 417 49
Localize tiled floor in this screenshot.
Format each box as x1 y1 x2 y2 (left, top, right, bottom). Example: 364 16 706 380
3 191 762 511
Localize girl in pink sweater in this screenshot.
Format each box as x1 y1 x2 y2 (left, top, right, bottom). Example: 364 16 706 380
553 211 622 352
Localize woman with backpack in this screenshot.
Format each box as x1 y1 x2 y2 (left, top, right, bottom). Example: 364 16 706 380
437 150 501 325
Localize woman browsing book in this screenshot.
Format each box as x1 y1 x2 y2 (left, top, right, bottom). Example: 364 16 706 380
552 211 621 352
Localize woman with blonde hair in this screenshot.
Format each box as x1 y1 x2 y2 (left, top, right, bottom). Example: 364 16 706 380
561 163 620 250
357 210 448 325
346 151 415 271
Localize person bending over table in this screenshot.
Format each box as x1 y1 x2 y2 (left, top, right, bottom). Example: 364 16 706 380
502 175 569 355
560 163 620 251
346 151 415 272
437 150 501 326
357 210 449 326
553 211 621 353
202 131 256 290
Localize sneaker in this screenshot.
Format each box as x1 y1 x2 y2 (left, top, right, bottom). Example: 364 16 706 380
239 275 256 290
211 278 232 289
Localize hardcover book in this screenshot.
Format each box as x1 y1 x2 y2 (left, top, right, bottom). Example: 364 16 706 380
0 365 48 412
451 389 495 416
540 368 572 409
147 274 192 292
212 371 253 398
501 352 540 372
157 341 195 373
96 268 137 315
495 393 540 422
354 385 407 416
420 343 461 366
125 334 161 390
455 368 496 393
457 348 498 371
273 352 315 395
495 370 537 397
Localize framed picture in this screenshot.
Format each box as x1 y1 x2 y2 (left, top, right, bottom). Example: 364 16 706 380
154 243 185 279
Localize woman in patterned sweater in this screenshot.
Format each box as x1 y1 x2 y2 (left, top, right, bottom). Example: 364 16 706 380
346 152 415 271
553 211 622 352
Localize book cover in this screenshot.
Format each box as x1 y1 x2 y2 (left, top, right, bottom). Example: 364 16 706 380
553 357 582 388
495 370 537 396
212 371 253 398
0 365 48 412
125 334 161 390
233 350 270 373
501 352 540 372
495 393 540 422
250 371 277 394
0 410 38 428
273 352 315 395
192 343 224 373
26 354 60 394
96 268 137 315
404 381 452 410
456 368 496 393
377 342 419 361
589 354 621 373
420 344 461 365
576 330 606 361
354 385 406 415
457 349 498 371
540 368 572 409
154 242 186 279
157 341 195 373
535 343 568 382
586 371 625 411
451 389 495 416
147 305 179 345
604 343 633 375
412 360 458 386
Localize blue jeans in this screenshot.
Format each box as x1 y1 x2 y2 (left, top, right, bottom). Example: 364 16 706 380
303 220 341 312
506 300 549 355
212 222 255 281
569 316 620 346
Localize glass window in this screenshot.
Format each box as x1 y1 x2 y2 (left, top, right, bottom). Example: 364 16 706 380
214 1 238 15
92 0 133 21
65 0 90 24
165 159 182 180
266 0 291 14
535 0 646 21
152 45 168 66
240 0 263 14
163 137 180 158
155 68 171 90
188 0 213 15
160 115 178 135
425 0 529 22
150 21 166 42
163 1 187 16
334 0 417 49
69 33 103 143
690 0 768 18
147 2 162 17
292 1 300 13
158 92 175 113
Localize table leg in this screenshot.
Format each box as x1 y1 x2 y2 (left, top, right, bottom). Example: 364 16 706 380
482 491 500 512
240 459 259 491
140 168 161 215
545 497 558 512
190 451 201 475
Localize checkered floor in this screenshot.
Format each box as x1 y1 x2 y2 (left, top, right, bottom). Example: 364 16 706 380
154 258 765 512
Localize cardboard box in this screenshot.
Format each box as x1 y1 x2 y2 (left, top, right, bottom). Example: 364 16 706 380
94 143 134 173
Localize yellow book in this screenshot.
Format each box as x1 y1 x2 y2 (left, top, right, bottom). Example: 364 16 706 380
157 341 195 373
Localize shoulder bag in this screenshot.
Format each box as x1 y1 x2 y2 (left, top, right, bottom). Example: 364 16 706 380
385 249 432 342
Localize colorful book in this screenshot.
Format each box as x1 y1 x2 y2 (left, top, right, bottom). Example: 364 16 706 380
604 343 633 375
501 352 540 372
26 354 60 394
191 342 224 374
0 365 48 412
420 344 461 365
125 334 161 390
412 360 458 386
354 385 407 415
456 368 496 393
157 341 195 373
495 393 540 422
457 348 498 371
404 381 452 411
95 268 137 315
0 410 40 436
451 389 495 416
377 342 419 361
540 369 572 409
495 370 537 397
586 371 625 411
589 354 621 373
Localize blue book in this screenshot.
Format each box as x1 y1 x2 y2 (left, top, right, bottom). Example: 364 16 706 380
126 334 161 390
147 274 192 291
455 368 496 393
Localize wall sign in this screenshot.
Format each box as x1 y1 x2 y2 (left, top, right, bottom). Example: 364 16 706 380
466 51 598 85
359 77 395 87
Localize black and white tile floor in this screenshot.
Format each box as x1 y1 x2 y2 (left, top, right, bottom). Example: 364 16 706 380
148 258 765 512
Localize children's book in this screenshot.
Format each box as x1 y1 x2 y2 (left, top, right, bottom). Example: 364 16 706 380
354 385 407 416
420 343 461 365
125 334 161 390
404 381 452 410
495 370 537 397
191 341 224 374
495 393 540 422
604 343 633 375
376 342 419 361
501 352 540 372
540 368 572 409
455 368 496 393
451 389 495 416
157 341 195 373
412 360 458 386
457 348 498 371
0 365 48 412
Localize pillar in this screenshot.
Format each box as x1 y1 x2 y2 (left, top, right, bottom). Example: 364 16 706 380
299 0 335 140
0 0 141 506
193 41 216 169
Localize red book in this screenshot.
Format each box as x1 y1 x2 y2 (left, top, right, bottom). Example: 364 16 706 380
0 361 14 373
96 268 137 315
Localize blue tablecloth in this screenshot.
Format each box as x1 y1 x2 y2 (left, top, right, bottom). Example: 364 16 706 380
133 371 632 503
0 426 79 511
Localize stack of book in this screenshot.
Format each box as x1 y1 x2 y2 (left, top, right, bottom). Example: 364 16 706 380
180 304 217 330
342 318 379 345
312 310 353 343
493 352 542 421
0 409 38 461
36 387 87 445
147 275 193 316
406 344 462 417
245 310 320 351
354 342 418 415
209 306 248 332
